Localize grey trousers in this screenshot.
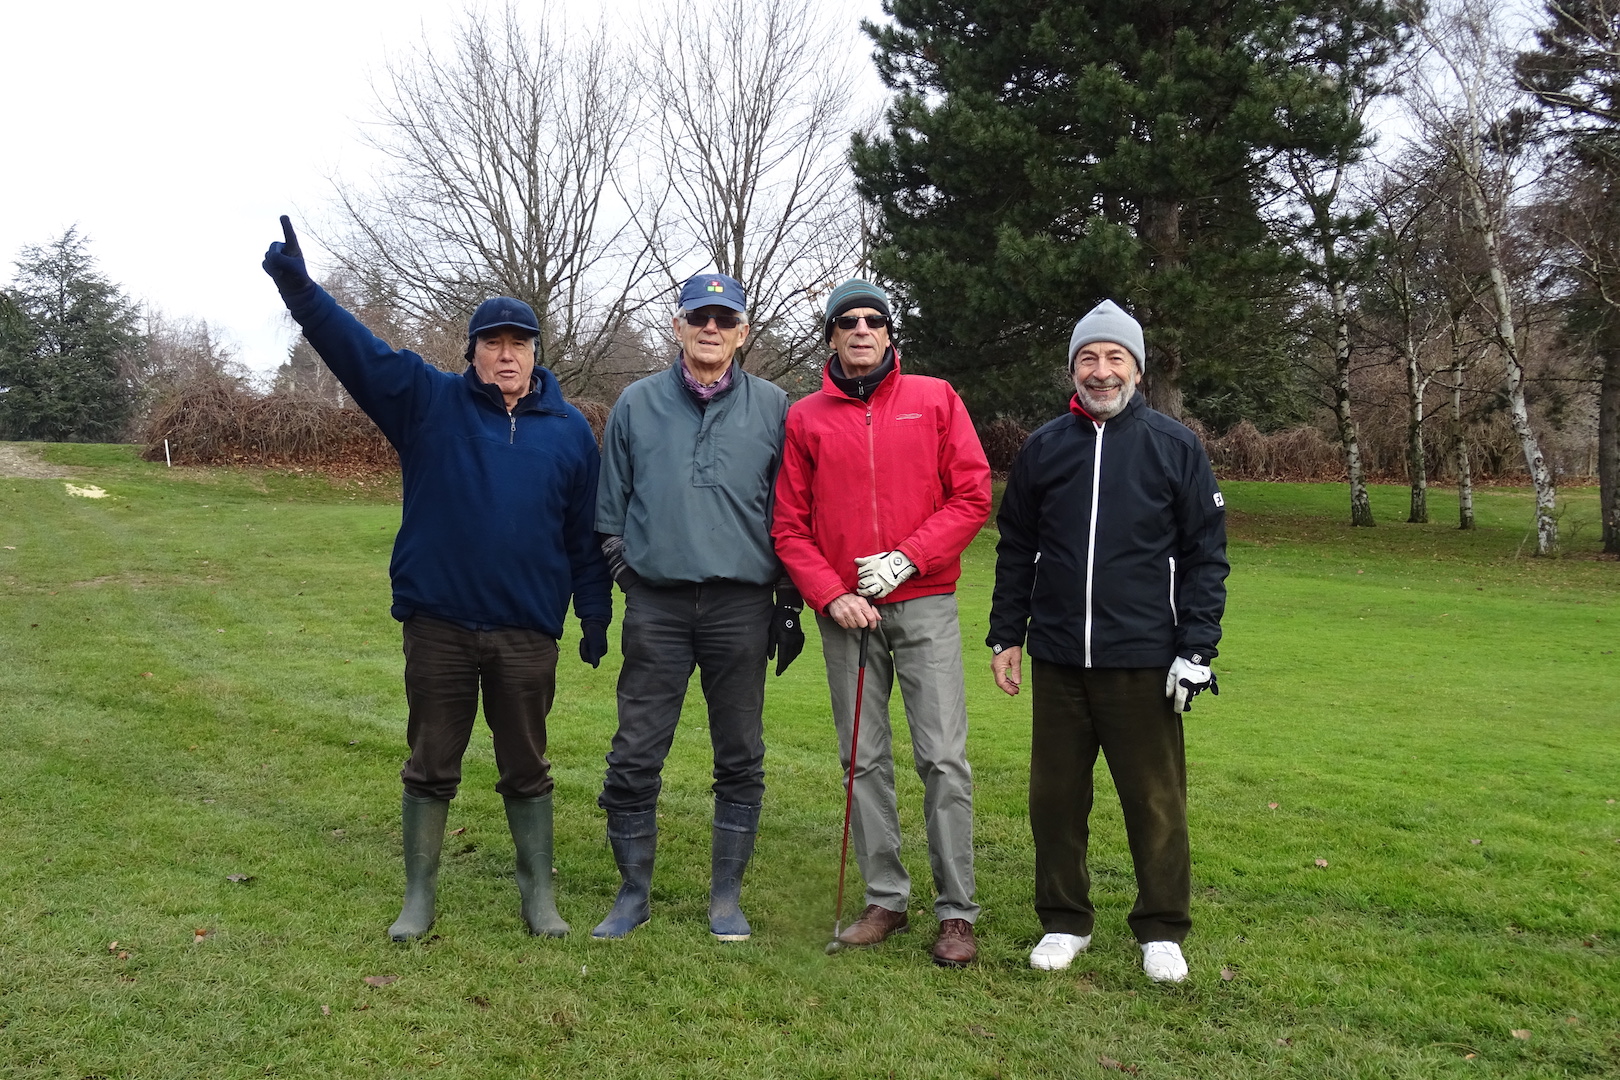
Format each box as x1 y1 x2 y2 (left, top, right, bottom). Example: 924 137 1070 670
817 592 978 922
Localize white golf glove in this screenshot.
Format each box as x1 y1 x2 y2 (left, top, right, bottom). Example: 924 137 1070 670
854 550 917 599
1165 656 1218 713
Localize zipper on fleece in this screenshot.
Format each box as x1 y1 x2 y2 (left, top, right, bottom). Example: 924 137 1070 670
866 406 880 550
1083 421 1104 668
509 410 516 444
1168 556 1178 625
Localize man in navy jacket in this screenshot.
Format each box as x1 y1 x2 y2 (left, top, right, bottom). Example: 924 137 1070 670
263 218 611 942
988 300 1228 983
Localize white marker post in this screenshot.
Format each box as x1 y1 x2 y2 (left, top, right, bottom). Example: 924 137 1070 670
164 439 172 467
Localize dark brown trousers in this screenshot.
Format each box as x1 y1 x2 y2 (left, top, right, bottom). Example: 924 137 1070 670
1030 659 1190 943
399 615 558 801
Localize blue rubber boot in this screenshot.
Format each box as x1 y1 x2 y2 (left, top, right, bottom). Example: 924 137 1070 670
504 793 569 937
591 809 656 939
709 800 760 941
388 793 449 942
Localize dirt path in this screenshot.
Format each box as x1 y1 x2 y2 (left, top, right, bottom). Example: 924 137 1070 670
0 443 75 479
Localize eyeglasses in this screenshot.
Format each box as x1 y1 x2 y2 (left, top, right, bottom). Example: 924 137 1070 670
834 314 891 331
684 311 744 330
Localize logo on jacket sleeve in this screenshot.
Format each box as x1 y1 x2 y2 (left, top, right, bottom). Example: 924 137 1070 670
1213 492 1225 508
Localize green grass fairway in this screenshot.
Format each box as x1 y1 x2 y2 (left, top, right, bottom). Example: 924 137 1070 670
2 444 1616 1079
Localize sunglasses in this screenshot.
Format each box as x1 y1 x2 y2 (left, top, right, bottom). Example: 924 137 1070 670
834 314 891 331
683 311 744 330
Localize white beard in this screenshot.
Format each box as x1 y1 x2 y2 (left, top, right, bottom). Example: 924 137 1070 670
1075 374 1137 420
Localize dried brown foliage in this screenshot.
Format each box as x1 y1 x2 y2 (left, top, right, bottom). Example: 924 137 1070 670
142 373 612 475
979 417 1032 473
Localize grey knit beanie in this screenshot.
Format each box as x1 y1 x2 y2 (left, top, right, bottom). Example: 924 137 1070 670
823 278 892 341
1068 299 1145 372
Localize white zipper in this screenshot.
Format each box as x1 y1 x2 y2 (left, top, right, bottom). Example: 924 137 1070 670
1084 421 1104 668
1168 556 1178 625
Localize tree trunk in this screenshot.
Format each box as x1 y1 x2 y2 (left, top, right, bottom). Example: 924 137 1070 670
1331 280 1374 526
1140 197 1183 420
1449 358 1475 530
1472 198 1558 552
1405 335 1428 524
1601 342 1619 554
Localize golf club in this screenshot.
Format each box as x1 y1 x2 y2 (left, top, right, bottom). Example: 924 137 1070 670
826 624 871 954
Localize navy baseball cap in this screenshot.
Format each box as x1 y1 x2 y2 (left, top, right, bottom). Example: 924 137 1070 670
465 297 541 360
678 273 747 314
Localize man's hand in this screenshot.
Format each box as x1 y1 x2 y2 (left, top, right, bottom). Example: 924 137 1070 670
1165 656 1217 712
598 533 640 592
579 618 609 668
765 586 805 675
262 215 314 297
991 645 1023 697
826 592 881 630
855 550 917 599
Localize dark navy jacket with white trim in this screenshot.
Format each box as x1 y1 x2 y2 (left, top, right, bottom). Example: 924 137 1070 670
988 392 1228 669
281 283 612 638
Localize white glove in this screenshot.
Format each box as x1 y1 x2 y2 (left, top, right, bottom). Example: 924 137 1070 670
854 550 917 599
1165 656 1218 713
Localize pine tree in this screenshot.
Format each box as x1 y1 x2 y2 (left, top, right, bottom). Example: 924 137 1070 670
853 0 1409 424
0 228 140 442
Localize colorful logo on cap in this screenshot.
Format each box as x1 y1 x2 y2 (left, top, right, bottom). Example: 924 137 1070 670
707 281 724 293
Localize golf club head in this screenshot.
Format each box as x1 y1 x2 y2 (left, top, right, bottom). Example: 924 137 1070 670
825 939 844 954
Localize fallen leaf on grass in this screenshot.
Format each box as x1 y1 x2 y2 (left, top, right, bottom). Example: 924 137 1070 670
3 545 14 550
321 1005 331 1016
468 995 491 1010
1464 1053 1476 1060
363 975 399 988
1510 1029 1531 1041
107 941 120 953
1567 1016 1580 1025
1314 858 1329 868
117 951 130 960
1097 1056 1138 1074
141 672 153 678
449 827 467 837
225 874 254 884
1268 802 1279 810
968 1024 995 1038
353 1002 370 1011
192 928 211 943
1221 966 1237 981
1275 1037 1292 1047
1470 839 1482 845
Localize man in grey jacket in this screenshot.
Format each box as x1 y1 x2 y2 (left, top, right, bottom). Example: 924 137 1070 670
592 272 800 941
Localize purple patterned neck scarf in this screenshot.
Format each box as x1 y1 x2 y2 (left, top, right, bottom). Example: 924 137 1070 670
680 356 734 403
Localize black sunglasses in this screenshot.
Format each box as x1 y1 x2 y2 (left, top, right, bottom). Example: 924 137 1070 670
684 311 744 330
834 314 891 331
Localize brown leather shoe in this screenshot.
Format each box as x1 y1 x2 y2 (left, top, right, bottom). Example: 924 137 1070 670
931 918 978 967
835 904 909 947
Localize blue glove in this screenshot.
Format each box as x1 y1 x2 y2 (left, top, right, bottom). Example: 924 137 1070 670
579 618 610 668
262 215 315 299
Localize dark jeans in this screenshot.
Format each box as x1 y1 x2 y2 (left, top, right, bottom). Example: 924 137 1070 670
599 580 771 813
399 614 558 801
1030 659 1190 943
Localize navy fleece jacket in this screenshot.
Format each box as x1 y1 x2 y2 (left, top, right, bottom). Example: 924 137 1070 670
281 283 611 637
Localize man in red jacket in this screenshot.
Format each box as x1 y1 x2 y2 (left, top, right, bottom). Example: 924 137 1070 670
773 279 992 966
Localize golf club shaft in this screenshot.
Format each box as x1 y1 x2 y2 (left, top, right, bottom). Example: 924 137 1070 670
832 625 871 939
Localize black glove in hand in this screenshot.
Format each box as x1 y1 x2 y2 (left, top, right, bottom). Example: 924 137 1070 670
598 533 641 592
765 587 805 676
262 214 315 298
579 618 609 668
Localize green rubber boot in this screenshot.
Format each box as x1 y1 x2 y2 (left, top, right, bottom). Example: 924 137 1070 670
388 793 450 942
504 793 569 937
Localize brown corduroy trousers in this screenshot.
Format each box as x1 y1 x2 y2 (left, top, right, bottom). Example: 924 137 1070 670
1029 659 1191 944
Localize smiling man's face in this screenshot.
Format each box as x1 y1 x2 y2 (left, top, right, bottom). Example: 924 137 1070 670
1071 342 1139 419
473 328 538 409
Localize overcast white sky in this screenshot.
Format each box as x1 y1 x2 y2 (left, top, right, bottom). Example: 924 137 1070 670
1 0 886 376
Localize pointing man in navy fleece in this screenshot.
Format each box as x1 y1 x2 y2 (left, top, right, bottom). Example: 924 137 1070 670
263 217 612 942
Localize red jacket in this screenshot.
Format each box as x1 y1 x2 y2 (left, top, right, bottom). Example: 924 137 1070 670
773 356 992 613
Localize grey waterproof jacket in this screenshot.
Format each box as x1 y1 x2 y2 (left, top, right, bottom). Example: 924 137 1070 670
596 359 788 586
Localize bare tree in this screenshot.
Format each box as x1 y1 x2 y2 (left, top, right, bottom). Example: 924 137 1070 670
327 5 661 393
1402 0 1561 553
641 0 863 382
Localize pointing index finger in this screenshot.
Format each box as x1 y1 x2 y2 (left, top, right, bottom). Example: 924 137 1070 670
279 215 301 258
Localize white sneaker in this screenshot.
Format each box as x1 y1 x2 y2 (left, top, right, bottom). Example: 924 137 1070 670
1029 932 1092 971
1141 941 1188 983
